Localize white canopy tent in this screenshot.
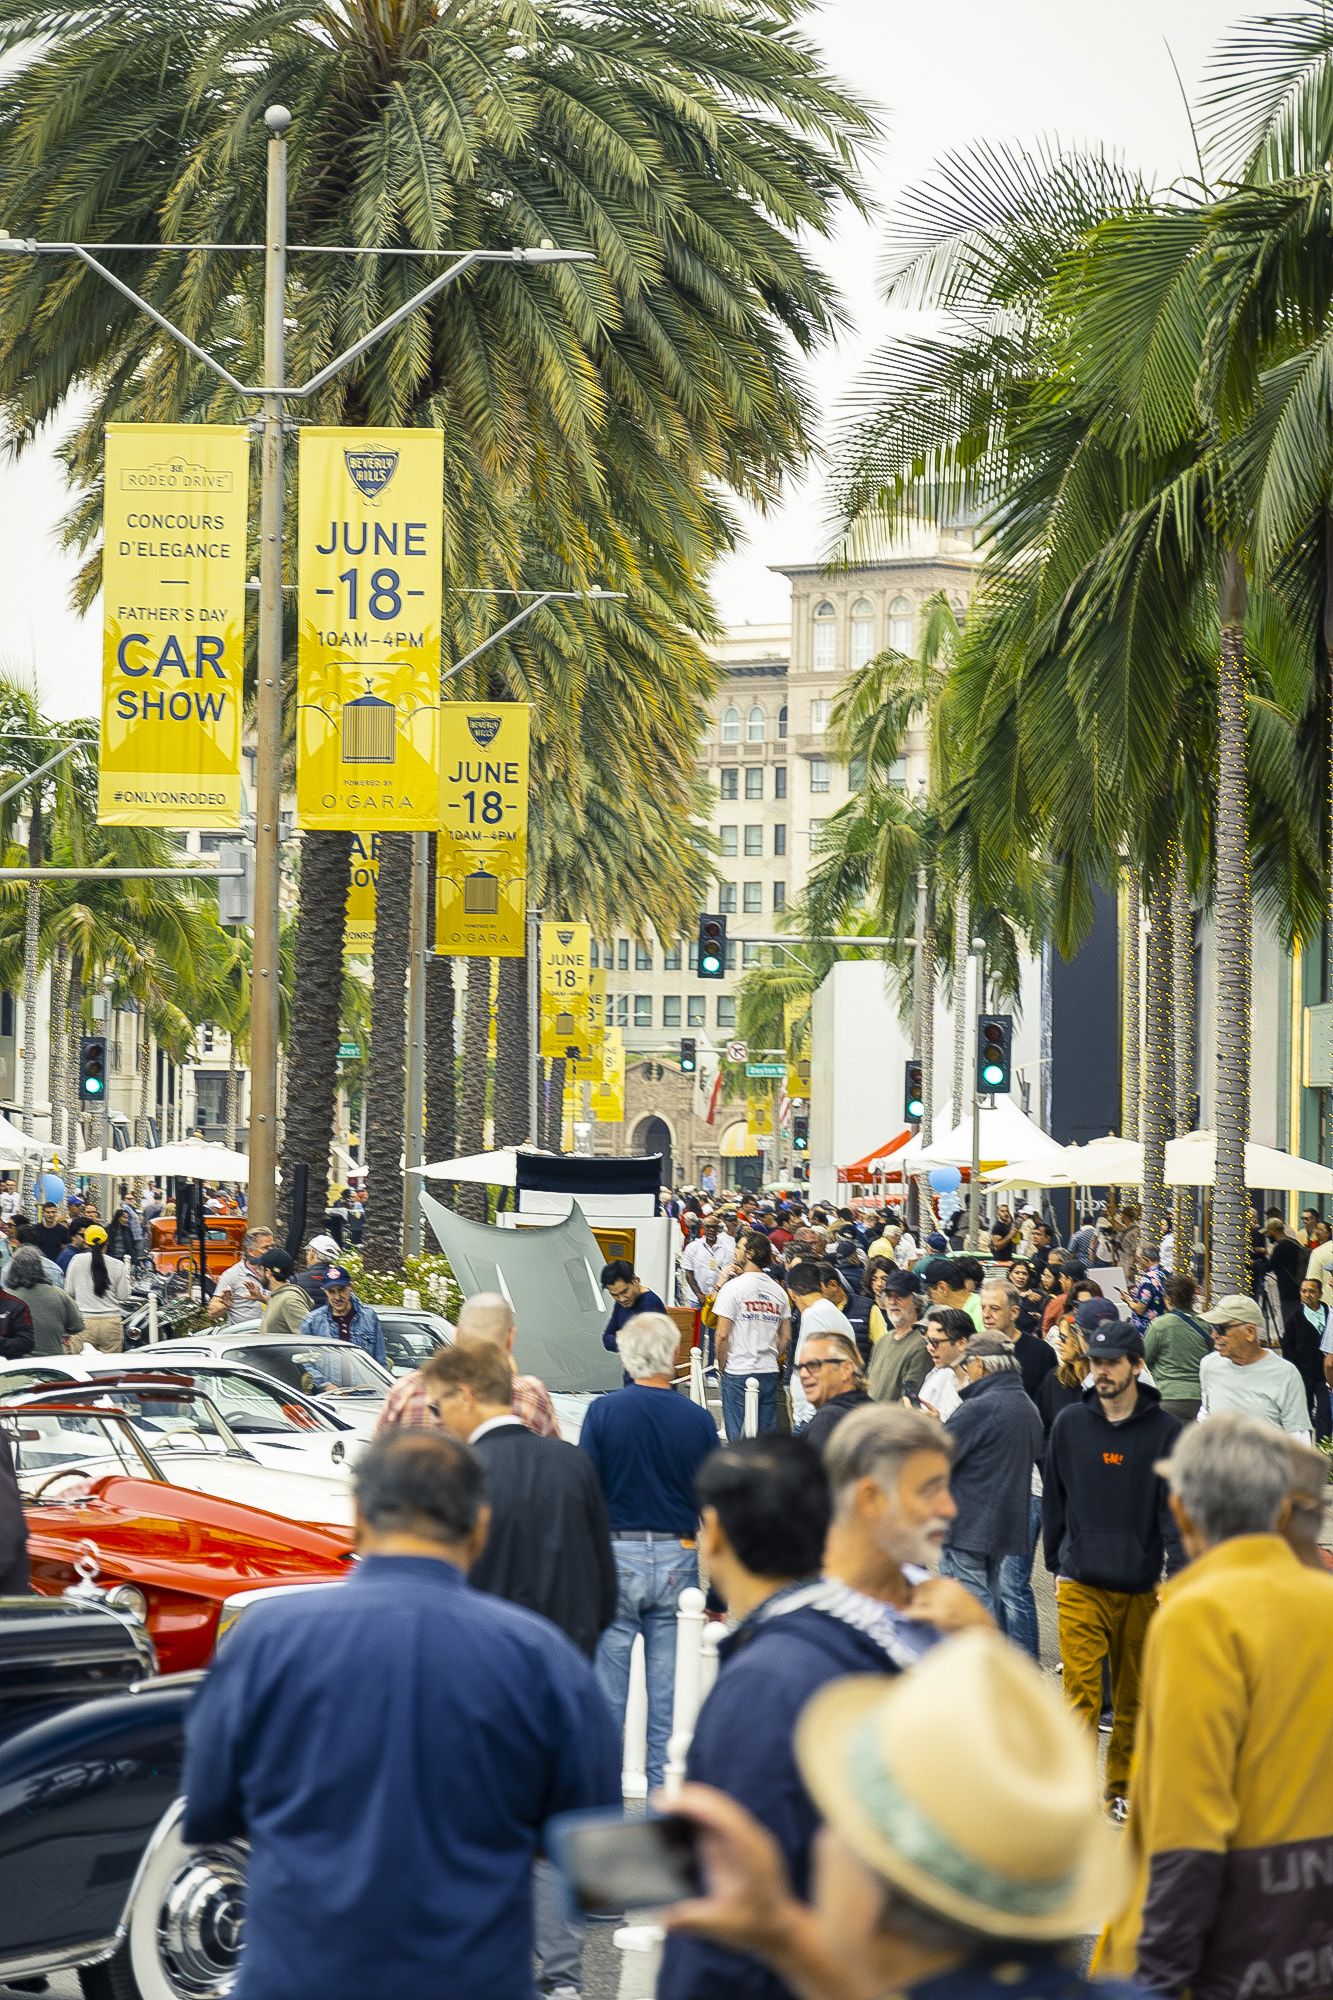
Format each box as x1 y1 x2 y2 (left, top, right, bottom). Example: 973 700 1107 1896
0 1115 46 1166
1166 1130 1333 1194
903 1096 1067 1174
414 1147 522 1187
75 1141 251 1182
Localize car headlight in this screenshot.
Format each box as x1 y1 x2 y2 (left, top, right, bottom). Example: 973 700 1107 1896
104 1583 149 1623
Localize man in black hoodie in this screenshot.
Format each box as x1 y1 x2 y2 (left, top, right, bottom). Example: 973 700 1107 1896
1042 1317 1185 1822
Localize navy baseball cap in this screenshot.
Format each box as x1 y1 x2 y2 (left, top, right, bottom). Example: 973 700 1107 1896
1082 1314 1144 1358
1074 1298 1120 1333
317 1264 353 1288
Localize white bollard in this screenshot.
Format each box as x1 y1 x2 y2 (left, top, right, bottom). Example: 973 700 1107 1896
699 1619 723 1704
621 1635 648 1800
743 1374 760 1437
148 1290 159 1344
688 1344 706 1408
662 1586 706 1799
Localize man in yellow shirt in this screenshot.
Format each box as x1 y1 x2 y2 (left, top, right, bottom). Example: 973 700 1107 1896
1097 1413 1333 1999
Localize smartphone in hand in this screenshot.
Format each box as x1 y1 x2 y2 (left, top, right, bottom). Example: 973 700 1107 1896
548 1809 703 1915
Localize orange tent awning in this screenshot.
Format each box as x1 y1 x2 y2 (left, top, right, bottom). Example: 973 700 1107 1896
838 1130 912 1181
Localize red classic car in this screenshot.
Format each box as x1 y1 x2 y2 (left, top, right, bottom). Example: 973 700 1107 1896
4 1401 356 1670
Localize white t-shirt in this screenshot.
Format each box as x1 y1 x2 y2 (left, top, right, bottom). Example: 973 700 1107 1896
211 1260 268 1323
714 1270 790 1376
918 1363 960 1421
790 1298 856 1422
681 1237 729 1299
1199 1350 1312 1435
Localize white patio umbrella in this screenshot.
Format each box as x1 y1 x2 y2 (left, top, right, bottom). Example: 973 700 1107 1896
0 1114 46 1164
414 1146 554 1186
1060 1135 1146 1184
983 1154 1083 1190
913 1096 1067 1173
1165 1129 1333 1194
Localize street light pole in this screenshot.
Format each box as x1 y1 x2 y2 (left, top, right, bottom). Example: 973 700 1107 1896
968 936 986 1252
248 104 290 1229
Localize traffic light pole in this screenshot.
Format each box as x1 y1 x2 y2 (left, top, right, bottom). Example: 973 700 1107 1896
967 939 986 1252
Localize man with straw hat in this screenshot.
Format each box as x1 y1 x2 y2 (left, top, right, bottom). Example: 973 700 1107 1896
659 1628 1139 2000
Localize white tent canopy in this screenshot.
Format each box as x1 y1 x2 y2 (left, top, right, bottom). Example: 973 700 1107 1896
904 1096 1067 1173
75 1141 251 1183
415 1147 521 1187
0 1115 45 1166
1166 1129 1333 1194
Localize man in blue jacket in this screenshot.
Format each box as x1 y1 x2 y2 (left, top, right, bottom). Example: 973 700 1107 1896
658 1410 983 2000
298 1263 387 1368
940 1333 1045 1626
183 1429 619 2000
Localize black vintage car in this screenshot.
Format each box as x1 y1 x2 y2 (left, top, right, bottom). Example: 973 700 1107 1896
0 1596 243 2000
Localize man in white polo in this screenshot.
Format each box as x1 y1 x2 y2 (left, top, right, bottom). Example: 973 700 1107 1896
1198 1294 1312 1438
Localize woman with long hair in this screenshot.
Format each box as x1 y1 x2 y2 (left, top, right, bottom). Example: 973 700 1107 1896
62 1223 131 1353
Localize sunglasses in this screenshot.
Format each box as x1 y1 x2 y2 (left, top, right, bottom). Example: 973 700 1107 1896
796 1356 850 1376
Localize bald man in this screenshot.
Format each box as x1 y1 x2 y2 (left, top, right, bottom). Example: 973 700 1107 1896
375 1291 560 1436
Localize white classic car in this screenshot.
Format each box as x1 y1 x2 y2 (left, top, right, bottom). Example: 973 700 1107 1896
135 1333 401 1437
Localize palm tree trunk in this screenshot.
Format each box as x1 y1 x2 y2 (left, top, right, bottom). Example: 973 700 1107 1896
913 878 936 1232
66 958 84 1165
1141 865 1173 1250
1171 849 1196 1263
493 952 529 1146
18 804 42 1205
951 880 970 1129
543 1056 566 1151
1122 873 1141 1142
363 831 412 1269
49 946 68 1169
279 830 352 1237
424 842 457 1164
455 958 493 1220
1213 554 1251 1296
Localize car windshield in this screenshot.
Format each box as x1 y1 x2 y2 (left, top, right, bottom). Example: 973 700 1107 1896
228 1342 390 1399
59 1386 252 1459
162 1369 332 1435
381 1321 446 1371
2 1408 155 1486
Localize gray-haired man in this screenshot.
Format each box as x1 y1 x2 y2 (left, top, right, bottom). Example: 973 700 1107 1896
578 1312 719 1792
939 1334 1044 1625
207 1224 275 1322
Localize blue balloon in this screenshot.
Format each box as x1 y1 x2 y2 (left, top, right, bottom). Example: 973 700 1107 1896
928 1166 962 1194
38 1173 66 1206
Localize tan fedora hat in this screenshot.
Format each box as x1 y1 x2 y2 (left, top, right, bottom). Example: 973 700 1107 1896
794 1630 1132 1942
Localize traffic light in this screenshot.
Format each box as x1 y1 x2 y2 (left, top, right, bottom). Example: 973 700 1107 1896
679 1037 697 1074
793 1115 809 1153
976 1014 1013 1094
904 1058 925 1122
698 914 727 980
79 1035 107 1101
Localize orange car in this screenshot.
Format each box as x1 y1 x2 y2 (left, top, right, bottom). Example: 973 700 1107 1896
148 1211 249 1282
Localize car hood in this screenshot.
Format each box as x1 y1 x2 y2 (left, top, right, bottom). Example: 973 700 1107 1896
146 1454 355 1528
24 1474 355 1593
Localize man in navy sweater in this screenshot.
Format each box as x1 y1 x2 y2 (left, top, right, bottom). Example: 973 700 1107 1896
578 1312 718 1793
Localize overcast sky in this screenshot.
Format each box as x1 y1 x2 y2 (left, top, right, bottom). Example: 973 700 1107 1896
1 0 1242 717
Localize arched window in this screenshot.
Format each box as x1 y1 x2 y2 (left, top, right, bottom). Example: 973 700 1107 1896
720 705 740 743
850 597 876 670
812 600 837 672
746 703 766 742
777 704 788 739
889 596 913 653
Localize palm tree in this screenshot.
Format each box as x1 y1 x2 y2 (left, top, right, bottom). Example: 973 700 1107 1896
279 831 353 1230
455 958 493 1221
363 831 413 1268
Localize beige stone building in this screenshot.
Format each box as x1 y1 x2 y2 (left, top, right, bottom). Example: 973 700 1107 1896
591 525 979 1186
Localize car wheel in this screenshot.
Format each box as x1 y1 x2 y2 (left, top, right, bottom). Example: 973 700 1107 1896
80 1806 246 2000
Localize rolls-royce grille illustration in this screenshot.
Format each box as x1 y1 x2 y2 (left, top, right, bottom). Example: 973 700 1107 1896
463 865 500 915
342 684 396 764
555 1010 576 1038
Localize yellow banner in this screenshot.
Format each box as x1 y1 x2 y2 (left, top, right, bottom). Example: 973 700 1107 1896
99 424 250 827
590 1027 625 1122
540 923 592 995
344 832 380 955
784 998 811 1101
434 702 531 957
540 983 603 1068
296 427 443 829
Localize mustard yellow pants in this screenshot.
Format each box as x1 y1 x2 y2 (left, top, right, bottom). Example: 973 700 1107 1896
1057 1577 1155 1800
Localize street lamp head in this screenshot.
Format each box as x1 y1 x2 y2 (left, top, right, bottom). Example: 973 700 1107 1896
265 104 292 134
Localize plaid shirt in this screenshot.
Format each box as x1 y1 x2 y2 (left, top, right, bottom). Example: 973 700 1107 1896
376 1367 559 1438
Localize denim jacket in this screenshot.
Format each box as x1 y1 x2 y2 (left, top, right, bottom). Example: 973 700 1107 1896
299 1296 387 1368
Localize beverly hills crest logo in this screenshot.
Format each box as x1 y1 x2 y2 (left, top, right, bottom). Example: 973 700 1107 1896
343 447 399 499
557 928 576 946
467 713 502 747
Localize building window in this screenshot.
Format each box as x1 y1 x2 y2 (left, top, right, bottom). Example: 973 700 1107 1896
589 941 599 969
726 940 738 971
615 993 628 1028
778 705 787 739
744 767 763 800
743 881 762 913
688 941 699 970
810 699 830 734
744 825 763 856
889 755 908 787
664 942 682 972
849 755 867 790
774 765 787 799
634 995 652 1028
663 995 681 1027
687 995 705 1027
774 824 787 856
717 995 737 1028
635 942 652 972
810 757 830 793
601 942 613 967
720 767 738 799
720 825 738 857
812 599 837 673
810 818 826 842
889 595 913 652
720 882 738 913
742 942 761 968
746 704 766 742
617 938 629 971
850 596 876 670
773 881 787 910
721 705 741 743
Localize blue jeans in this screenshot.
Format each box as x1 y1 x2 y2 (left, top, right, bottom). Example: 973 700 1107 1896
533 1855 583 1994
595 1537 698 1794
998 1494 1042 1659
721 1369 782 1440
939 1544 1005 1620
